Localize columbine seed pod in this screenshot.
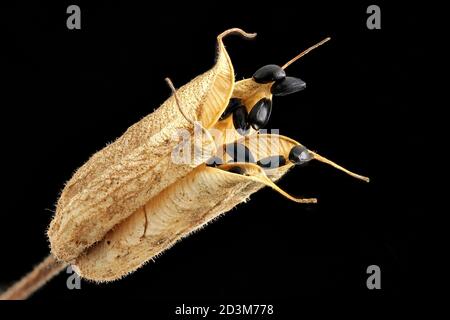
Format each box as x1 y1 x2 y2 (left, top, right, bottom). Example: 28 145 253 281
72 134 368 281
0 29 369 301
46 29 368 283
48 28 256 262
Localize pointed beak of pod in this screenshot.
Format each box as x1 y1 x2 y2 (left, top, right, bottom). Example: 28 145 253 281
288 145 369 182
310 151 370 183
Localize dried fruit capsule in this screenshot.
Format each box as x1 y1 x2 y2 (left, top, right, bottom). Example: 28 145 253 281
47 28 251 262
73 134 368 281
248 98 272 130
257 155 286 168
1 32 370 298
289 145 312 165
220 98 243 120
253 64 286 84
232 105 251 135
271 76 306 96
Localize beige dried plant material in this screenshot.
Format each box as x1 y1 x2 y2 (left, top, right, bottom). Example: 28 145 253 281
46 28 369 283
48 28 255 261
0 28 370 300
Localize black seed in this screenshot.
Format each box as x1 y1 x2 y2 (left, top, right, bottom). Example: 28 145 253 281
271 77 306 96
220 98 242 120
253 64 286 84
225 142 256 163
227 166 246 175
206 156 224 167
257 155 286 168
248 98 272 130
288 145 312 165
232 106 251 135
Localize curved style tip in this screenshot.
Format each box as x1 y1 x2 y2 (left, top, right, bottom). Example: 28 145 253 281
218 28 257 40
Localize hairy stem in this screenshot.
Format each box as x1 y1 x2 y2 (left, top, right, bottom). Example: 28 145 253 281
0 254 67 300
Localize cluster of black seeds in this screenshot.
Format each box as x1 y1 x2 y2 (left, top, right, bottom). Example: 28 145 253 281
219 64 306 136
206 143 312 173
212 64 310 174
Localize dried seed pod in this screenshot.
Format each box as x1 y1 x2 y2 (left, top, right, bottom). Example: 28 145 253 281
0 31 368 300
72 134 368 281
48 28 257 262
46 31 368 283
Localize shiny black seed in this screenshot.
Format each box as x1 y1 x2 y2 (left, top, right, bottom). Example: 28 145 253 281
257 155 286 168
271 77 306 96
225 142 256 163
253 64 286 84
288 145 312 165
232 106 251 135
220 98 242 120
227 166 246 175
206 156 224 167
248 98 272 130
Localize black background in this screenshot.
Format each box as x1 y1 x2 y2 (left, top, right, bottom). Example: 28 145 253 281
0 0 430 308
